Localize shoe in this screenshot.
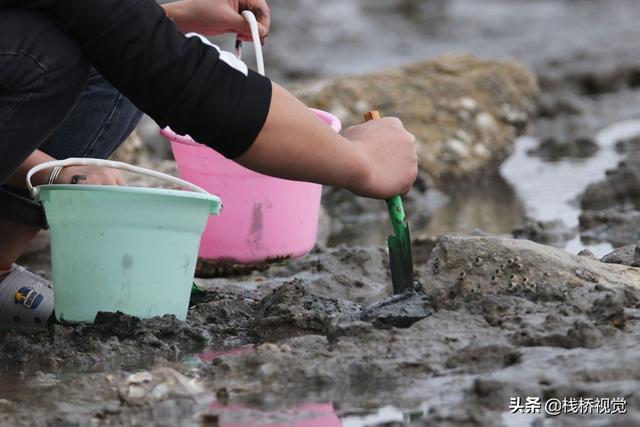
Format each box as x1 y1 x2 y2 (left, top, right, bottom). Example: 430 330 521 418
0 264 53 331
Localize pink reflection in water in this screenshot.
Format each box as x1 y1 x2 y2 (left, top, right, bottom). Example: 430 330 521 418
199 346 341 426
210 402 341 427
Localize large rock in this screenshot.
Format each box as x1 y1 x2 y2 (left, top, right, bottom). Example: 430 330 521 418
424 235 640 304
292 55 538 185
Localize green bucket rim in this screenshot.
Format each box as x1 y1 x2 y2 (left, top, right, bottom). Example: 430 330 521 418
36 184 222 215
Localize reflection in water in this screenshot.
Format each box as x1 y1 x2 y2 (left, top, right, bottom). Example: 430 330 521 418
420 175 526 237
209 402 341 427
329 175 526 247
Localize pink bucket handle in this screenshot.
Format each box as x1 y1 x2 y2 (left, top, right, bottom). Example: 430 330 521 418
235 11 265 76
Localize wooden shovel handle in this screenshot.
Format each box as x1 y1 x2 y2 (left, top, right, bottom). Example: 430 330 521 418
364 111 381 121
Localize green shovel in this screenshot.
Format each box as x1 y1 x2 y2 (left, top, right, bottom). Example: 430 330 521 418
365 111 415 294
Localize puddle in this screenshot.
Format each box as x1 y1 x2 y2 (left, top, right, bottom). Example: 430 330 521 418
210 402 341 427
503 119 640 257
341 405 407 427
196 345 255 364
330 119 640 259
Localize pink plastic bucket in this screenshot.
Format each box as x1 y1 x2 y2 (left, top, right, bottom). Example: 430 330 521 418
161 109 341 264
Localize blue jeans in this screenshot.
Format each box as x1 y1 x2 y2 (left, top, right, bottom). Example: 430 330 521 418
0 9 142 228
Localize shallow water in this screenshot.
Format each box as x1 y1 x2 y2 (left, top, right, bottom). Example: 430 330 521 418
503 120 640 257
504 120 640 229
330 119 640 258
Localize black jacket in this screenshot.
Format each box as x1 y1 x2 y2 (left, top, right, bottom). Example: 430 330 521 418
2 0 272 158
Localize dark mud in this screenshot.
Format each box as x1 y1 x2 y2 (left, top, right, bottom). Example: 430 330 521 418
252 279 361 342
6 1 640 426
3 237 640 426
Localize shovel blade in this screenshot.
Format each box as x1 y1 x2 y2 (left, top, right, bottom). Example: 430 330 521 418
388 227 414 294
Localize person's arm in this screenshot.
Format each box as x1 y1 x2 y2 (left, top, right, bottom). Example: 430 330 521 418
237 83 417 198
5 151 56 189
16 0 416 198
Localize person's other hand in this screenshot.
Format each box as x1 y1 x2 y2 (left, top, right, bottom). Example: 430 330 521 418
56 166 127 186
342 118 418 199
165 0 270 43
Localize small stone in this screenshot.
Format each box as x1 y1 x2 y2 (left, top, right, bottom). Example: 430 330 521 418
460 97 478 111
126 372 153 384
257 342 281 353
577 249 596 258
257 363 277 380
126 384 147 402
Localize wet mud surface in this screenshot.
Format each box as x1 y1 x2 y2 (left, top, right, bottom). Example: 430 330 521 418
6 1 640 426
3 237 640 426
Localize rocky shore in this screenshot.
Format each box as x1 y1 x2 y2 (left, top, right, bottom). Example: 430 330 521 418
3 235 640 426
6 1 640 423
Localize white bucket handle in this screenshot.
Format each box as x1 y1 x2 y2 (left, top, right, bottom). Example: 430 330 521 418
235 10 265 76
26 158 210 197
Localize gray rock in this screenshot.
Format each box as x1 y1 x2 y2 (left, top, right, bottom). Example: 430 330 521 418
601 244 640 267
527 136 599 161
513 218 576 246
581 152 640 211
580 207 640 247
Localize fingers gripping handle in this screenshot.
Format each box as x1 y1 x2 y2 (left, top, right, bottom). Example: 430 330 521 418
363 110 407 235
26 158 210 197
235 10 265 76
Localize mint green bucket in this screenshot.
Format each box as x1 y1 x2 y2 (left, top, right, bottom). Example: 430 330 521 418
27 158 221 323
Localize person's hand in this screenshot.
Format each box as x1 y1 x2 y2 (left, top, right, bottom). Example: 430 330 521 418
164 0 270 43
55 166 127 186
342 118 418 199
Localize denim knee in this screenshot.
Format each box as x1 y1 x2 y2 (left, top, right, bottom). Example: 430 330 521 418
0 9 91 226
0 9 91 184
